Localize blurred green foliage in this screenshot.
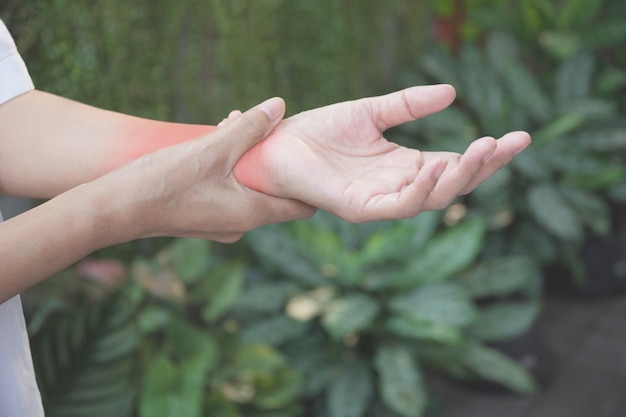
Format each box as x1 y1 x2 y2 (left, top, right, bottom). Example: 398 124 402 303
2 0 429 121
2 0 625 416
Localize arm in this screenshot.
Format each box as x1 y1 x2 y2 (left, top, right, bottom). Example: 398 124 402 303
0 97 315 302
0 90 216 198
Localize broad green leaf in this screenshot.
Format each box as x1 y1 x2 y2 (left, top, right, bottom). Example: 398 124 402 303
361 211 440 268
501 55 552 124
168 238 211 283
322 294 380 339
510 221 558 264
246 225 326 287
390 216 486 288
241 316 309 346
389 283 477 328
32 294 137 417
291 220 343 263
527 184 584 242
138 356 176 417
386 316 462 345
201 262 245 322
532 113 584 144
375 345 427 417
164 318 217 366
139 353 210 417
284 334 336 397
469 301 540 342
461 343 537 395
559 187 611 236
327 360 373 417
459 44 508 132
459 256 541 299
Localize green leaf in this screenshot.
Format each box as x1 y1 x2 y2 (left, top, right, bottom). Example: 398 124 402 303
327 360 373 417
527 184 584 242
459 255 541 299
500 53 552 124
533 113 584 144
361 211 440 268
246 225 326 287
32 293 137 417
559 187 611 236
139 353 210 417
201 262 245 322
386 316 462 345
469 301 540 342
322 294 380 339
390 216 486 288
163 318 218 364
167 238 211 284
461 343 537 395
240 316 309 346
387 283 476 344
284 334 336 398
375 345 427 417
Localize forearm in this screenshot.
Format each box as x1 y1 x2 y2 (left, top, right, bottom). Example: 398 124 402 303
0 90 216 198
0 182 122 302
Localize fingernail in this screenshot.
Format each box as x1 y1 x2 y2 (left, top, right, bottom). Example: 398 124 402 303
256 97 284 121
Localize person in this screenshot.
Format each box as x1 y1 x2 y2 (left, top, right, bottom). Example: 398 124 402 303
0 18 530 416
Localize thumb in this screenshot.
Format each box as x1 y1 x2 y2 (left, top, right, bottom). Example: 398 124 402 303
220 97 285 165
368 84 456 131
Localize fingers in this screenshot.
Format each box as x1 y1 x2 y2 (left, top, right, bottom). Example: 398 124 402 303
217 97 286 166
422 136 498 210
366 84 456 131
217 110 243 127
460 131 531 194
354 159 448 223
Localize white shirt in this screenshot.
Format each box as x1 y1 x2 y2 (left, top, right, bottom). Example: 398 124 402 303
0 19 45 417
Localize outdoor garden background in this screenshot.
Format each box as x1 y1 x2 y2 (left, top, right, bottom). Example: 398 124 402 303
1 0 626 416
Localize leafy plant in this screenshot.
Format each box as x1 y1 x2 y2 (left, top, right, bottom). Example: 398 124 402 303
130 238 305 417
408 32 626 283
240 211 541 417
30 291 138 417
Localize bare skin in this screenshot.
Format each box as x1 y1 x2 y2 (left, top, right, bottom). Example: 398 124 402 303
0 85 530 301
234 85 531 222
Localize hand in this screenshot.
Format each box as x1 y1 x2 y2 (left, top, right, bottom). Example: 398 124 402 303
233 85 531 223
96 97 316 244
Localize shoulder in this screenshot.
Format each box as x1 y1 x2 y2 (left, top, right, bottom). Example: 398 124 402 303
0 19 35 106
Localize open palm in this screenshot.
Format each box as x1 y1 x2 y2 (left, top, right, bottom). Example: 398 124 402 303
234 85 530 223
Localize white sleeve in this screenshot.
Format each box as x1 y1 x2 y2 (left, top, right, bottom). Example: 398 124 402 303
0 19 35 105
